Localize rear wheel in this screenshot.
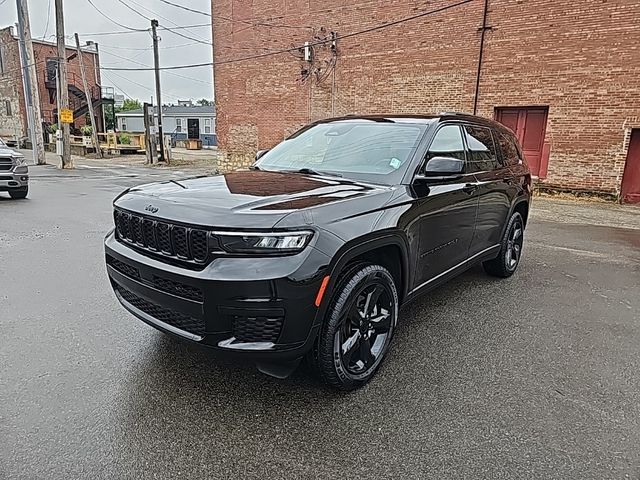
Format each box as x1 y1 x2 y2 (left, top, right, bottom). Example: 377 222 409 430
483 211 524 278
9 186 28 199
311 263 398 391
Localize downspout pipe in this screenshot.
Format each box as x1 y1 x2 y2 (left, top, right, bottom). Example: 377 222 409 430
473 0 489 115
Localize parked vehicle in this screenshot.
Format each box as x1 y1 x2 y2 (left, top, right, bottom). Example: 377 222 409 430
0 137 29 199
105 114 531 390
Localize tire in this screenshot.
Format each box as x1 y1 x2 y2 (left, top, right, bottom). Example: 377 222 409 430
483 211 524 278
9 186 28 199
310 263 399 391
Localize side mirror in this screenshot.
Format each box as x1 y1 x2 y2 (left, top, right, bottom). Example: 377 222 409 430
255 149 269 161
424 156 464 176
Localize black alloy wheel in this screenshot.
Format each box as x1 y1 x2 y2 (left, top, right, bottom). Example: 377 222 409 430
483 211 525 278
311 263 398 391
337 282 393 375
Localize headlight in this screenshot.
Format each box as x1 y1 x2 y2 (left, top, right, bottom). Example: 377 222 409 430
218 231 313 254
14 156 26 166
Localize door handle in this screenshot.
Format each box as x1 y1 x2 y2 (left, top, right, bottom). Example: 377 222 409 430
462 183 478 194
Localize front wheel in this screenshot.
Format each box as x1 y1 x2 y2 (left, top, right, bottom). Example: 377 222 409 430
311 264 399 391
483 211 524 278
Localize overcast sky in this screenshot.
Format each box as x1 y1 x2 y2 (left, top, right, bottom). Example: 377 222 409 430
0 0 213 103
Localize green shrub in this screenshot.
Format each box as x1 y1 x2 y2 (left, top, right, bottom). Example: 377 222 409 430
119 133 131 145
80 125 93 136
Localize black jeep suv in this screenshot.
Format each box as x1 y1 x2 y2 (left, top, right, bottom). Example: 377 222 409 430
105 114 531 390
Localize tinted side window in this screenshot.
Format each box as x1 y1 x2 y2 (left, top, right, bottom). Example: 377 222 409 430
426 125 465 162
464 125 498 172
497 131 522 166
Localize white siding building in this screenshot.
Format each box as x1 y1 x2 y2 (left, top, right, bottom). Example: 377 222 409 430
116 105 216 146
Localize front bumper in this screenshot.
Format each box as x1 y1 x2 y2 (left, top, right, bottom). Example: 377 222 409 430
105 231 330 361
0 167 29 191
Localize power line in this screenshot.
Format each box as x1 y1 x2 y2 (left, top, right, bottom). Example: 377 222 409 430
105 70 183 100
160 25 212 46
158 0 311 31
101 0 476 70
85 0 148 32
100 47 213 85
158 0 210 16
114 0 151 21
98 41 201 51
41 0 52 40
101 72 134 99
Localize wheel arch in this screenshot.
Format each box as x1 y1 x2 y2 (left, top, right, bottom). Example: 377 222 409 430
320 232 411 312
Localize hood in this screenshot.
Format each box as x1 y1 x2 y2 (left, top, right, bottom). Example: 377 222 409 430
114 170 394 229
0 146 23 159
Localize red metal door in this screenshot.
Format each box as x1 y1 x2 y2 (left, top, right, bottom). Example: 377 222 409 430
495 107 548 177
621 130 640 204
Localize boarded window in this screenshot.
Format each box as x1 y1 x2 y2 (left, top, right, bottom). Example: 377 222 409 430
5 100 11 116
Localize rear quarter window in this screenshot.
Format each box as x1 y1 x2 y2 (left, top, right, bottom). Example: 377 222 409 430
464 125 499 172
497 131 523 167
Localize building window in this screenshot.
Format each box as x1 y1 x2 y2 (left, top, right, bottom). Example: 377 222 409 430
176 118 182 133
204 118 211 134
5 100 11 116
121 120 127 131
0 47 5 75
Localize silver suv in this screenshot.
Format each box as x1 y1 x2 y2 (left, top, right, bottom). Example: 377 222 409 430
0 137 29 199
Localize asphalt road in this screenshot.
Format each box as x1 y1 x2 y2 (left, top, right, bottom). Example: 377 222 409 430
1 164 639 479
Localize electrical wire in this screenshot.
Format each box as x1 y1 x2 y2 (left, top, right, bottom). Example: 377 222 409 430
114 0 152 21
41 0 53 40
105 70 183 100
101 72 135 100
100 0 476 70
100 48 213 85
158 0 210 16
98 41 201 51
117 0 212 46
85 0 148 32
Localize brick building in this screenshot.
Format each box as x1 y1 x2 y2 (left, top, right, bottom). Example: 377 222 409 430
212 0 640 199
0 26 111 142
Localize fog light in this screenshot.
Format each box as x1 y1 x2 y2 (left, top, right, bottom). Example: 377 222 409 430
20 176 28 181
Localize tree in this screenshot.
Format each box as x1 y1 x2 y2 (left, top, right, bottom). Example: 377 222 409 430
196 98 213 106
115 99 142 113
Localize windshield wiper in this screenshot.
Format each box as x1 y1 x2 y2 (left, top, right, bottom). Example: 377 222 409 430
294 168 342 177
168 179 187 189
248 165 262 171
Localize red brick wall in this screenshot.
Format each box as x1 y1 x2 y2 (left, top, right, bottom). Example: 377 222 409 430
32 40 100 128
0 28 27 139
0 27 101 136
212 0 640 194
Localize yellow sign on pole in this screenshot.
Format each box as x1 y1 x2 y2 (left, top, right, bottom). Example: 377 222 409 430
60 108 74 124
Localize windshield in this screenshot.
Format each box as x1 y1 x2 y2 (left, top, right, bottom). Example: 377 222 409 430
255 121 427 184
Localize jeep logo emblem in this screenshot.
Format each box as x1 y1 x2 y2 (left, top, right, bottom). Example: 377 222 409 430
145 204 159 214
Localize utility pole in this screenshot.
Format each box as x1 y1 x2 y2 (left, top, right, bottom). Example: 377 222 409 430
55 0 72 168
142 102 156 164
16 0 46 165
74 33 102 158
151 20 165 163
